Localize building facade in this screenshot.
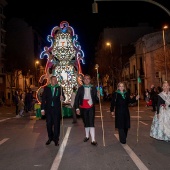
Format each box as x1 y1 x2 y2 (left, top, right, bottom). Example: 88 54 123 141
0 0 7 100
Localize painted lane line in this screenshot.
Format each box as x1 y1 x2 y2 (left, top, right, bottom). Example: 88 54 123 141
131 116 142 118
0 138 9 145
95 116 104 118
139 121 148 125
135 111 144 112
0 118 11 122
50 127 72 170
114 134 149 170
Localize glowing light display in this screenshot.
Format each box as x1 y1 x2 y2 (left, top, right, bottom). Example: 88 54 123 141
37 21 85 103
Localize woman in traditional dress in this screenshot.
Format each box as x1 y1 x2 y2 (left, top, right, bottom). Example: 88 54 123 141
150 81 170 141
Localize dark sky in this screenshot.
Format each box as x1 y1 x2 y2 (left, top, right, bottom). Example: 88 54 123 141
4 0 170 73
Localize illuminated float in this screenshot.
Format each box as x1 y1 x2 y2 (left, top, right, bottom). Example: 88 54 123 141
36 21 85 104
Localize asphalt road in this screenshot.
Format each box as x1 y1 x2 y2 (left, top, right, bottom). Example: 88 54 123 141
0 101 170 170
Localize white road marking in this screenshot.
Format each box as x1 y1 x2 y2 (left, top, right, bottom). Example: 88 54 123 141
0 138 9 145
110 116 142 118
131 116 142 118
95 116 104 118
50 127 72 170
0 118 11 122
34 165 42 167
135 111 144 112
114 134 149 170
139 121 148 125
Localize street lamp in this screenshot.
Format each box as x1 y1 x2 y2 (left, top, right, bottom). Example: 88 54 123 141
162 25 168 80
92 0 170 17
106 42 112 54
106 42 114 90
35 60 40 86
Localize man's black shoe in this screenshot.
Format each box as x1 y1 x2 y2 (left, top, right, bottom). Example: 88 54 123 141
91 141 98 146
83 137 89 142
54 140 59 146
46 139 52 145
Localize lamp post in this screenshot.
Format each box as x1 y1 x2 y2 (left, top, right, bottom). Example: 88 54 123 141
162 25 168 80
35 60 39 86
106 42 114 91
106 42 112 54
92 0 170 17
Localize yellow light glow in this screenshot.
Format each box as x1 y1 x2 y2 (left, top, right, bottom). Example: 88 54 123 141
106 42 111 46
35 60 39 64
163 25 168 29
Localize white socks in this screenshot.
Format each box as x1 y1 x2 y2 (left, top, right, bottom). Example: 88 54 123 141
90 127 95 142
85 127 95 142
85 127 90 138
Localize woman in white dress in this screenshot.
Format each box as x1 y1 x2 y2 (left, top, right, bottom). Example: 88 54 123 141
150 81 170 141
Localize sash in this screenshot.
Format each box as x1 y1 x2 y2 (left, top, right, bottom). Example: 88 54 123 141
158 92 170 105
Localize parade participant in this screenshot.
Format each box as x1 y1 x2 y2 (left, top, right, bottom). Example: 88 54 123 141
70 86 78 124
74 74 100 146
150 81 170 141
41 75 65 146
110 82 139 144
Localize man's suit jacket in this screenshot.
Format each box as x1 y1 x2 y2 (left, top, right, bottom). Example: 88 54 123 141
74 85 98 109
41 85 65 112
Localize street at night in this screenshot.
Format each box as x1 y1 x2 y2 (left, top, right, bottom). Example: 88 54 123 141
1 101 170 170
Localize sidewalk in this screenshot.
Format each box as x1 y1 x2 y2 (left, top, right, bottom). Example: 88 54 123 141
0 105 36 118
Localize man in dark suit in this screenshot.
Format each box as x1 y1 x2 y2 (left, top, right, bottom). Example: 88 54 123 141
41 76 65 146
74 74 100 146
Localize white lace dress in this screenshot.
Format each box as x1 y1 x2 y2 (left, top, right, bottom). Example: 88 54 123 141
150 92 170 141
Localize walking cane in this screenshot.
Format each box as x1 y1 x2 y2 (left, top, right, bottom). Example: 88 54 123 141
137 70 141 143
59 75 64 140
95 64 105 146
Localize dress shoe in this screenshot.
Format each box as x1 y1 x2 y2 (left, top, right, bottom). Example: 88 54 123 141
91 141 98 146
83 137 89 142
54 140 59 146
46 139 52 145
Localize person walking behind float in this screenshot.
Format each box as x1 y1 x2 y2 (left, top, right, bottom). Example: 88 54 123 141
110 82 139 144
70 86 78 124
41 75 65 146
18 97 25 117
150 81 170 141
14 90 20 118
74 74 100 146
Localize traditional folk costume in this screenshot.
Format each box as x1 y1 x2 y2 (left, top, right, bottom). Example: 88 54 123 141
74 84 98 145
150 91 170 141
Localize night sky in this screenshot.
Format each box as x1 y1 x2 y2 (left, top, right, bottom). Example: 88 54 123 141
4 0 170 73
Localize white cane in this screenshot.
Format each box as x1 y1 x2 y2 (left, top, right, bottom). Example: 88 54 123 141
95 64 105 146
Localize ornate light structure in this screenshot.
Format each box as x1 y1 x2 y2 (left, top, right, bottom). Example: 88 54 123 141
37 21 85 103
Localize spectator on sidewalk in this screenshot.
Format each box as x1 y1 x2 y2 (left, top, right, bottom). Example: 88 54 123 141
14 90 20 118
18 98 25 117
25 89 33 112
150 85 158 112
